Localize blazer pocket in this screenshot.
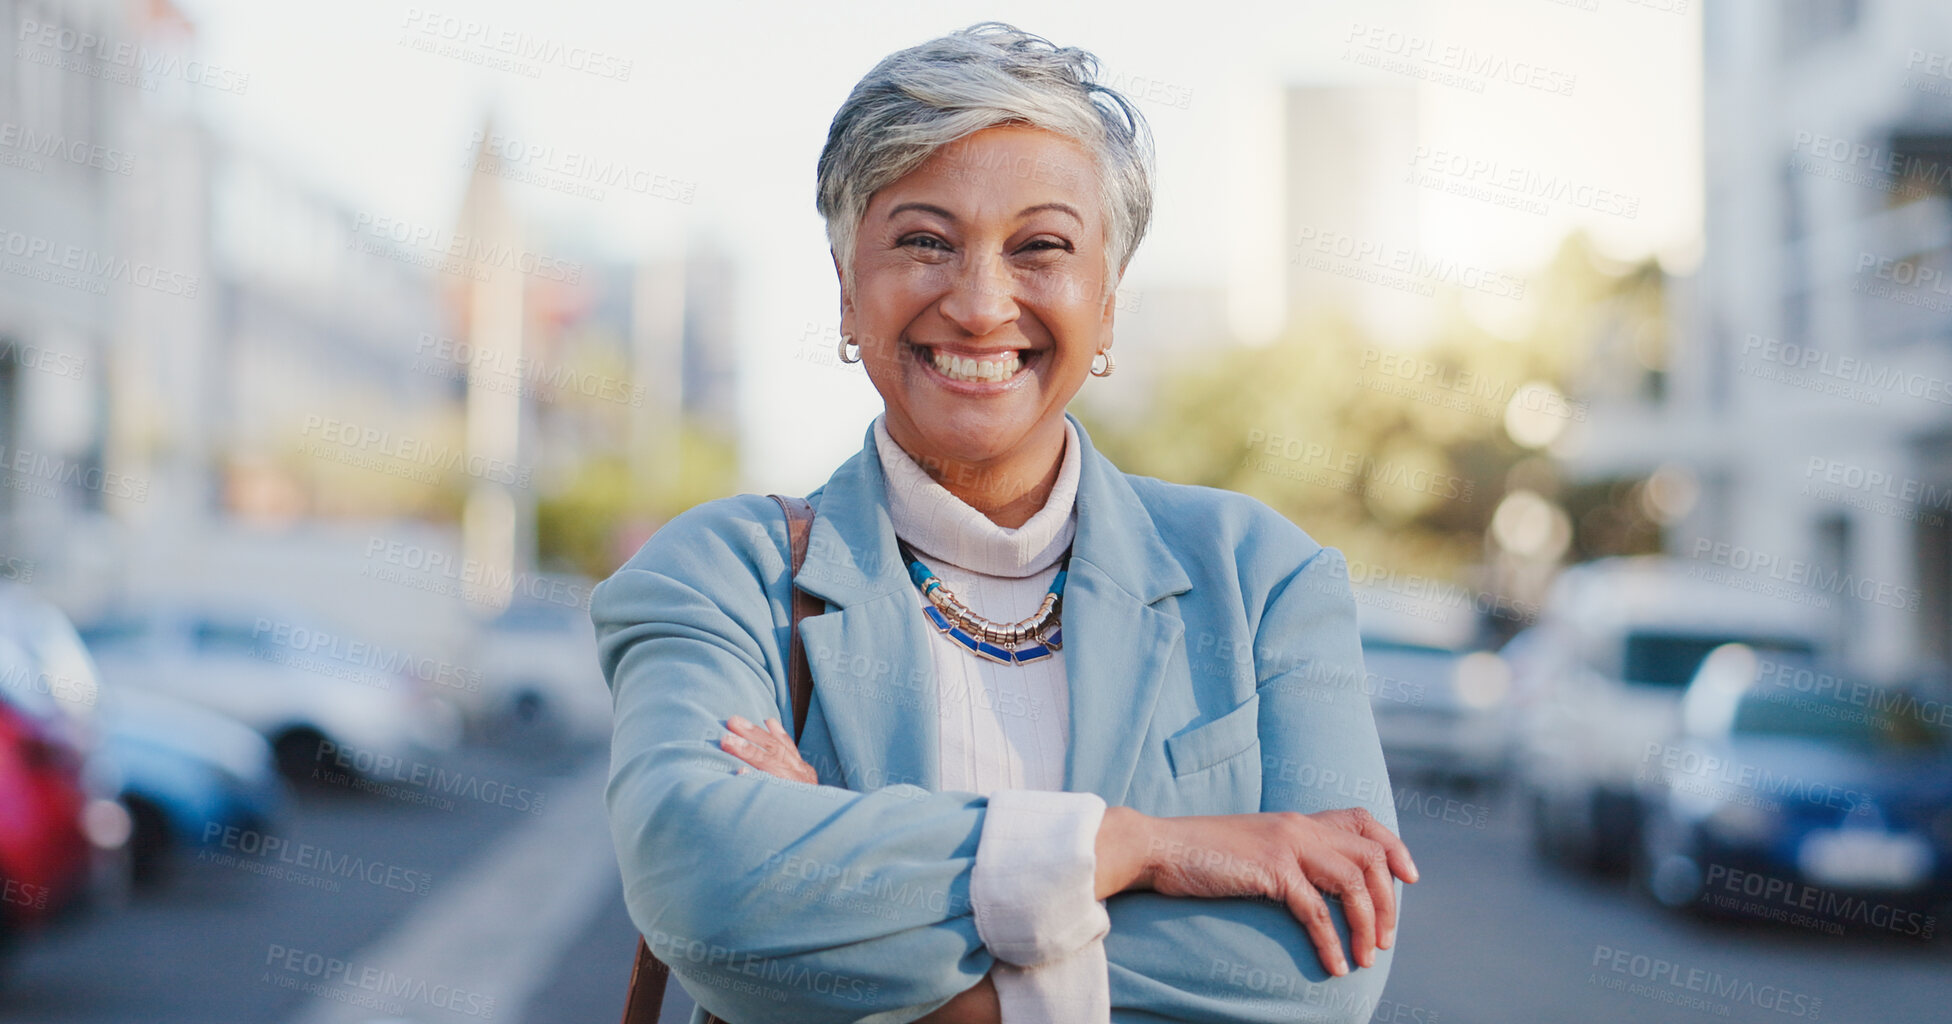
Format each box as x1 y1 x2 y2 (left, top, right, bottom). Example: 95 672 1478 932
1165 692 1261 778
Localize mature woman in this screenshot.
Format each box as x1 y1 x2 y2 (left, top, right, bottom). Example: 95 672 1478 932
593 23 1416 1024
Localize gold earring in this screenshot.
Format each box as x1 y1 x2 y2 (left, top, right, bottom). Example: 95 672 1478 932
1090 349 1115 377
837 335 861 364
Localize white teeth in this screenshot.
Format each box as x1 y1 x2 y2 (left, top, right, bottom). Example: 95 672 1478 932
930 348 1021 383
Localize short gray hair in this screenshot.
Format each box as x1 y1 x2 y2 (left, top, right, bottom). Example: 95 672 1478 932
816 22 1155 293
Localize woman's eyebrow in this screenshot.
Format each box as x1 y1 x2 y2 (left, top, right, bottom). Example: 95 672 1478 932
886 201 1083 224
1018 202 1082 225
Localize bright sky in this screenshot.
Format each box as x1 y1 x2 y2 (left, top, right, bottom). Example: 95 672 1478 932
176 0 1701 493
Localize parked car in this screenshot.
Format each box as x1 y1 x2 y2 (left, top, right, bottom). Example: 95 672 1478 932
0 635 105 942
1362 637 1514 791
461 587 610 747
97 687 285 886
0 583 284 887
1636 643 1952 934
1512 557 1829 873
76 598 459 782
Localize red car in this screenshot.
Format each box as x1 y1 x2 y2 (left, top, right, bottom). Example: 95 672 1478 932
0 634 104 935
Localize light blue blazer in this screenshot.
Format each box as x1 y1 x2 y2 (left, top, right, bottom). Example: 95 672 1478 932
594 411 1400 1024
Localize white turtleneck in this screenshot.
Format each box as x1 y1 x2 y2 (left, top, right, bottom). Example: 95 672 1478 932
872 413 1112 1024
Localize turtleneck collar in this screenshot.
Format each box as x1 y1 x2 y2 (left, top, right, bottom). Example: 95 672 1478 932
871 413 1079 579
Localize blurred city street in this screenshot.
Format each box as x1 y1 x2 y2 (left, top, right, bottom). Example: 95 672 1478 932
3 0 1951 1020
0 759 1944 1024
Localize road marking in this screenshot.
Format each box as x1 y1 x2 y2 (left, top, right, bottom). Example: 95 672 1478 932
287 758 617 1024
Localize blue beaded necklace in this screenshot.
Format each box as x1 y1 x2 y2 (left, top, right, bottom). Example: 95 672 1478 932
897 538 1069 666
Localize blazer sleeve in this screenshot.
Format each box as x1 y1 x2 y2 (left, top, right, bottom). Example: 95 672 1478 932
1102 542 1402 1024
595 496 996 1024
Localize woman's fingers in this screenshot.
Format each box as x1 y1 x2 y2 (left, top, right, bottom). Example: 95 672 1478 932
722 715 816 783
1328 807 1419 884
1280 877 1349 977
1329 865 1377 970
1357 837 1398 951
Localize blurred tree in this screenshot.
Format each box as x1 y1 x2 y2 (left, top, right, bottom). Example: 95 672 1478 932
534 421 738 580
1082 232 1669 606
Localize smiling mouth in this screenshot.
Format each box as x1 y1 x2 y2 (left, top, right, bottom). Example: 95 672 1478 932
905 341 1038 385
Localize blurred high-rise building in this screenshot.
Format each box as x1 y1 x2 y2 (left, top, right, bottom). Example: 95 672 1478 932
1570 0 1952 675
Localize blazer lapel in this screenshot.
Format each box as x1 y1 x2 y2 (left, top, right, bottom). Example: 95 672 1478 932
787 413 1193 808
791 425 941 794
1058 412 1193 805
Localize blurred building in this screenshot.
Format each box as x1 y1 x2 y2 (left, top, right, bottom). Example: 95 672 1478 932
1283 84 1427 342
1570 0 1952 675
0 0 213 603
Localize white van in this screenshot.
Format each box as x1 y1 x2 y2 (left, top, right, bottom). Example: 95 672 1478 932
1509 557 1830 872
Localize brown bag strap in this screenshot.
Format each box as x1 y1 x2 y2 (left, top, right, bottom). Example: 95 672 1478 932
769 493 820 741
620 494 820 1024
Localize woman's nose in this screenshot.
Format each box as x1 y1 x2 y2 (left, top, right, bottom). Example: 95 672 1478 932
937 252 1019 336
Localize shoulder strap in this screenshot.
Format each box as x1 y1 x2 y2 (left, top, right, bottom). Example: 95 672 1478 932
623 496 817 1024
768 493 820 742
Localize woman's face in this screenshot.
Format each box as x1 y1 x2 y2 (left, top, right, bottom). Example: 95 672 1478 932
838 124 1118 475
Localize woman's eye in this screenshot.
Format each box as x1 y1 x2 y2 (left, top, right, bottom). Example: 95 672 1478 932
900 235 949 251
1021 238 1072 254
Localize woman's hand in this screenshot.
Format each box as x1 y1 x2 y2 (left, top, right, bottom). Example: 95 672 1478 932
719 715 818 784
1102 807 1418 978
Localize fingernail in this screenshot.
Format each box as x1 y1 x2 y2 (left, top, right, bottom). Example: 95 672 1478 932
723 733 748 748
1383 927 1396 948
728 715 750 729
1336 957 1348 976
